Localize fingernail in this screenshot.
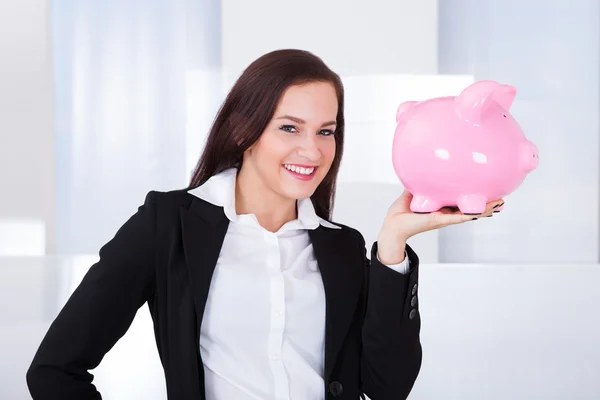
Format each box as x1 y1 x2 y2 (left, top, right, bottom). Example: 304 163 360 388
486 215 493 217
493 203 502 209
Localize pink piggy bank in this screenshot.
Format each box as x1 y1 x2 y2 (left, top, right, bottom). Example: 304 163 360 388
392 80 539 215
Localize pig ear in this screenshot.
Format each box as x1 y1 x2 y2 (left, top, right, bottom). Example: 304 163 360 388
494 84 517 111
455 80 517 125
396 101 417 122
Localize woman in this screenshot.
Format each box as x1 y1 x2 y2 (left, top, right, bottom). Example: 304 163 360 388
26 49 502 400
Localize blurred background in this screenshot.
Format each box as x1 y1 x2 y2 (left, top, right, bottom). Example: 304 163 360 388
1 0 599 398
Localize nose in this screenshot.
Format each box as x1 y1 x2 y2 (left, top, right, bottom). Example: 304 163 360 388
520 140 539 173
297 136 321 161
531 142 539 169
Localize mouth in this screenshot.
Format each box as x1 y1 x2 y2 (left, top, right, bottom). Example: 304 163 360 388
282 164 318 181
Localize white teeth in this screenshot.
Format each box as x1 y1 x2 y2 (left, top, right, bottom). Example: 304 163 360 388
284 164 315 175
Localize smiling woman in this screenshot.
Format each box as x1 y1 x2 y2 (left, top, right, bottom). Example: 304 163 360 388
188 49 346 223
27 49 446 400
236 82 339 222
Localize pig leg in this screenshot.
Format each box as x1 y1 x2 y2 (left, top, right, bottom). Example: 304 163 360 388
456 194 487 215
410 194 443 213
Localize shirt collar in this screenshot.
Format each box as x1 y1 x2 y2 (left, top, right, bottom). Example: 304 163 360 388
187 168 341 231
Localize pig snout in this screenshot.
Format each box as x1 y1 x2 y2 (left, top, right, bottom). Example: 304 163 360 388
519 140 539 173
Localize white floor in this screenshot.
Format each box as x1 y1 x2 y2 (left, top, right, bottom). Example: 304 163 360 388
2 255 600 400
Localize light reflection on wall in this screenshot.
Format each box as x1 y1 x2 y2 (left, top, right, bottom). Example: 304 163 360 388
0 219 45 256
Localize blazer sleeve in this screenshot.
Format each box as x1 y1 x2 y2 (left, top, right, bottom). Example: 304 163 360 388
26 191 158 400
359 234 423 400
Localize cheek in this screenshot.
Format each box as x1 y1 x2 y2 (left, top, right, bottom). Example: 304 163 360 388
270 139 295 164
255 135 289 164
321 140 336 164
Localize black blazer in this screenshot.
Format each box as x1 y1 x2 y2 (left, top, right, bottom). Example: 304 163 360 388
26 189 422 400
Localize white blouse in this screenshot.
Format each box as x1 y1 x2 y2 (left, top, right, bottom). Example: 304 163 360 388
188 168 409 400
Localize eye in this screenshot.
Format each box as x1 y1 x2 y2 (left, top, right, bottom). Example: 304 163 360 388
503 114 507 118
319 129 335 136
280 125 297 133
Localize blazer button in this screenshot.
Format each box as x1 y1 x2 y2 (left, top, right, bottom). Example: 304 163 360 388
409 309 418 320
411 283 418 295
410 295 418 307
328 381 343 397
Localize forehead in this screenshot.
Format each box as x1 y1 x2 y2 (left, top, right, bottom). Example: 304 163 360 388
275 82 338 120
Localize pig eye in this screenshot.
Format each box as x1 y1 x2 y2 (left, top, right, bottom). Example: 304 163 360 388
503 114 506 118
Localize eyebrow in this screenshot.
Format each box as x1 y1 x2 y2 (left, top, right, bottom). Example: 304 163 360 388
274 115 337 128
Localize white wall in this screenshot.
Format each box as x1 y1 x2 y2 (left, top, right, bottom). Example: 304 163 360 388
0 0 55 255
51 0 213 254
220 0 438 79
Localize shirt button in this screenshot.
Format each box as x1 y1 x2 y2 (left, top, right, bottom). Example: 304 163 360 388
275 310 283 316
271 354 280 360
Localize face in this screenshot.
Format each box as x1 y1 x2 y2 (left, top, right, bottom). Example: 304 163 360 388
241 81 338 202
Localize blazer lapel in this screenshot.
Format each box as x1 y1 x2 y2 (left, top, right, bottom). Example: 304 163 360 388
309 226 365 380
180 198 364 382
180 197 230 337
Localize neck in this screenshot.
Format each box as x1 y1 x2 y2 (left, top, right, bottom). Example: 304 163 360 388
235 166 297 232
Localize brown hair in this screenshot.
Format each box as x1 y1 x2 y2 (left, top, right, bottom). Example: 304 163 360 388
188 49 345 220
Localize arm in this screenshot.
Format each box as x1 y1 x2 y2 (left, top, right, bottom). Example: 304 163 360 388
358 188 501 399
377 251 410 274
359 235 422 400
26 192 158 400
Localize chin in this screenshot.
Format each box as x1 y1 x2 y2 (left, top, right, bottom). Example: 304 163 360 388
278 184 317 201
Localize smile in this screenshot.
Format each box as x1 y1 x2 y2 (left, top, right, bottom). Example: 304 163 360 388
284 164 315 175
283 164 317 181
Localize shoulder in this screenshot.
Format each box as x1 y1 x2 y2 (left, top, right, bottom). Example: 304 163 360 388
320 218 367 249
144 187 195 208
140 187 206 220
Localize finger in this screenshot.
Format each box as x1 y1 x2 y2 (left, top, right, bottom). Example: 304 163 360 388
400 188 413 199
469 199 503 218
453 209 487 222
486 198 504 213
472 199 504 219
391 189 412 208
486 200 504 217
473 209 493 219
438 208 476 223
492 199 504 213
399 189 413 206
434 212 473 226
435 200 503 224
